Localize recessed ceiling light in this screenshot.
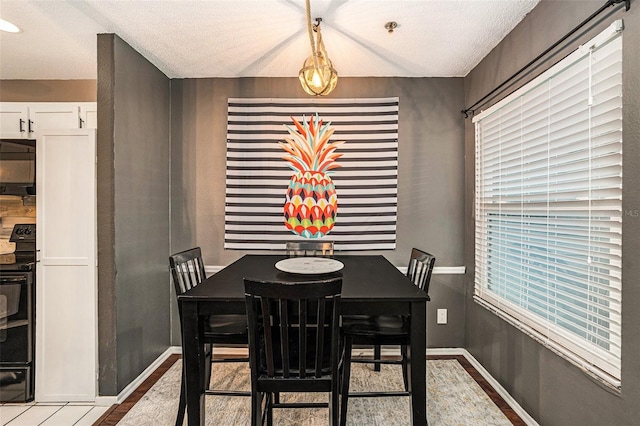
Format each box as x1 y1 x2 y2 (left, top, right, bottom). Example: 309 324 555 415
0 18 20 33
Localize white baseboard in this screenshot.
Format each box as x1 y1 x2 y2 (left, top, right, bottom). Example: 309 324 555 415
426 347 467 356
94 347 180 406
94 395 118 406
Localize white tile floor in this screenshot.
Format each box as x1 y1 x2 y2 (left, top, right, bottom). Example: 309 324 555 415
0 403 109 426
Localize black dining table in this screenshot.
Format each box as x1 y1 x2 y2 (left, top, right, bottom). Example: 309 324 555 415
178 254 429 425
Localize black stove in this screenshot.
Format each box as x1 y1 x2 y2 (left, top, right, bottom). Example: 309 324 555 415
0 224 36 272
1 223 36 402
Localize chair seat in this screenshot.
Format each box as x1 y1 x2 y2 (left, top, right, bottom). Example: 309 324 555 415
204 314 248 338
342 314 408 337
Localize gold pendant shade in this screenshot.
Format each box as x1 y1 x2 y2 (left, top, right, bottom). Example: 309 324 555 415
299 48 338 96
299 1 338 96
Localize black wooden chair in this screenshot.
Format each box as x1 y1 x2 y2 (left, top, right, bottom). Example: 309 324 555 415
339 248 435 426
170 247 250 426
285 240 334 257
244 276 342 426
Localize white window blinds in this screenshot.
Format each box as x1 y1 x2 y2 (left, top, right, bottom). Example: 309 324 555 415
473 21 623 387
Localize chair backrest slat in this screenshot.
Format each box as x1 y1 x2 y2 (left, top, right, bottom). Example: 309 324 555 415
170 247 207 297
261 297 275 377
315 298 326 378
244 277 342 383
407 248 436 295
299 299 307 378
280 299 290 378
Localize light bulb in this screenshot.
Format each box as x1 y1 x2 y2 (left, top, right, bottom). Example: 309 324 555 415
311 70 323 87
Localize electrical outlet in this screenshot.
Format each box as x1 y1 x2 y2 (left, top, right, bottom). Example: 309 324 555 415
437 309 447 324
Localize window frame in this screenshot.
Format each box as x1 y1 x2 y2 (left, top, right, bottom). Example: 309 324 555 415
472 20 623 388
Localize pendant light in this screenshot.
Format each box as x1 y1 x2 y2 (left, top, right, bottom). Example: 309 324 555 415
299 0 338 96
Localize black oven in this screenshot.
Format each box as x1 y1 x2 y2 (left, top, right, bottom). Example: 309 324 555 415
0 224 36 402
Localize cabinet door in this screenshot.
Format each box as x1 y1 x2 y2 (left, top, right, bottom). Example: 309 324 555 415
28 104 80 135
79 103 97 129
0 103 29 138
35 129 97 402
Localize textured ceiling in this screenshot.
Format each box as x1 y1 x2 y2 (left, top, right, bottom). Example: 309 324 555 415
0 0 540 80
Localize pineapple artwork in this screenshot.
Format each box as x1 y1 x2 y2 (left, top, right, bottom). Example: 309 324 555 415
279 114 345 238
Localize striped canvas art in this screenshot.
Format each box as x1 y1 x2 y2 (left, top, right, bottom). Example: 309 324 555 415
225 97 399 251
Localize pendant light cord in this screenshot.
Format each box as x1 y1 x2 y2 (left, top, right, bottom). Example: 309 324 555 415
305 0 320 71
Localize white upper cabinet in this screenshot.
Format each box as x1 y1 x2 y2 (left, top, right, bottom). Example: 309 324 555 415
0 102 97 138
29 103 80 132
79 103 97 129
0 103 30 138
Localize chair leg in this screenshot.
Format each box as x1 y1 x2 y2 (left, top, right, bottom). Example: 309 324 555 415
175 375 186 426
374 344 381 372
266 393 273 426
176 344 211 426
204 343 213 390
330 384 340 425
401 344 409 392
251 391 262 426
340 336 353 426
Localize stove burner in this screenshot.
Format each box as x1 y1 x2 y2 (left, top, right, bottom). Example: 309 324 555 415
9 224 36 244
1 224 36 272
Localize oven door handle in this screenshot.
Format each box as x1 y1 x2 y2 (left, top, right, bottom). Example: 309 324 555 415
0 276 28 285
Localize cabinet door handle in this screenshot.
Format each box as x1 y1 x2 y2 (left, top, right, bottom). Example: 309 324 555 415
79 117 85 128
28 119 34 133
19 118 25 132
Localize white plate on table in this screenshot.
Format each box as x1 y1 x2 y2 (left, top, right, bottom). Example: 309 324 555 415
275 257 344 275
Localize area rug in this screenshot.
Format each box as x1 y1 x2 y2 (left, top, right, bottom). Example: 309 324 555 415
107 355 521 426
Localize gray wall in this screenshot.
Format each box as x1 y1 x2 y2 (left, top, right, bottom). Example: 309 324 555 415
463 1 640 425
97 34 171 395
170 77 467 348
